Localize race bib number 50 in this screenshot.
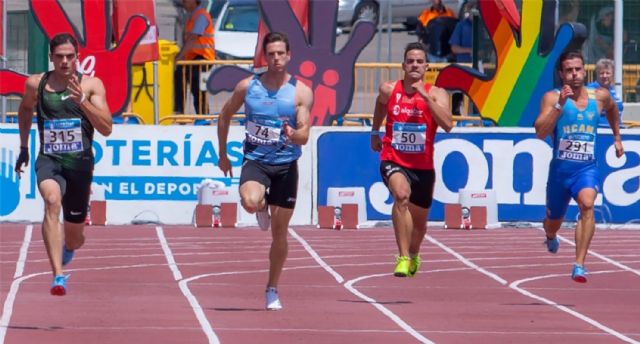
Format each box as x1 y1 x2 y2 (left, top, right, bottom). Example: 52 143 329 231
43 118 83 154
246 115 283 146
391 122 426 153
558 133 595 161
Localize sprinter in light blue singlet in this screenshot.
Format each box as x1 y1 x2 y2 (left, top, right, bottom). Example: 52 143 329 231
244 75 301 164
216 32 313 311
535 51 624 284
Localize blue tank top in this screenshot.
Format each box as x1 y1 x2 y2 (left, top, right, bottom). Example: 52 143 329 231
551 87 600 174
243 75 300 164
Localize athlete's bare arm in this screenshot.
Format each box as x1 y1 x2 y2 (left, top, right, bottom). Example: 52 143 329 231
217 76 250 177
597 88 624 158
370 81 394 152
285 81 312 145
413 83 452 132
534 91 563 139
78 76 112 136
17 74 41 148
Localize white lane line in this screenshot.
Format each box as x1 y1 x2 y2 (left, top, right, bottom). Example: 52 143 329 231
0 225 35 344
557 234 640 277
426 235 508 285
155 226 182 281
510 271 640 344
13 225 33 279
289 228 344 283
155 226 220 344
291 229 435 343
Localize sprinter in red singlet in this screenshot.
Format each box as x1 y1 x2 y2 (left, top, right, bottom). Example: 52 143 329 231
370 42 453 277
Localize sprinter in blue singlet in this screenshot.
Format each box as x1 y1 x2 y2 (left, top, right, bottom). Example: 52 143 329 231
535 51 624 283
216 32 313 311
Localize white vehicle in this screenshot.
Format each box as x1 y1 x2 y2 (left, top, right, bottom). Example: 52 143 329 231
337 0 462 29
214 0 259 60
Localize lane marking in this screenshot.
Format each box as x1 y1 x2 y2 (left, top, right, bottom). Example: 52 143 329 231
557 234 640 277
510 271 640 344
155 226 220 344
0 225 34 344
155 226 182 281
426 235 508 285
289 228 344 283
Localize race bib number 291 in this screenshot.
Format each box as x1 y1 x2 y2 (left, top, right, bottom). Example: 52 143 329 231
43 118 83 154
558 133 595 161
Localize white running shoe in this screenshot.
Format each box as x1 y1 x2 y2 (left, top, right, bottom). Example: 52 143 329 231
265 287 282 310
256 205 271 231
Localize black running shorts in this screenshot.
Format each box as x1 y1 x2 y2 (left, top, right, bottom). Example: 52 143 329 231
35 154 93 223
239 159 298 209
379 160 436 209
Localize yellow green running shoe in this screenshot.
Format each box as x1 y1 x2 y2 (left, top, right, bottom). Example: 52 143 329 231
394 256 410 277
409 255 421 277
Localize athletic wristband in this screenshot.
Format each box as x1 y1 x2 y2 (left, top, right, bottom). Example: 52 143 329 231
553 102 562 111
370 130 381 136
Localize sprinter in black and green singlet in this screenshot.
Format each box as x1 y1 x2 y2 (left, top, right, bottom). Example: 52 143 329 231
14 33 112 296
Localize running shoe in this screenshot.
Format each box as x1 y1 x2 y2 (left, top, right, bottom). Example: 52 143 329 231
265 287 282 310
50 274 69 296
394 256 410 277
256 205 271 231
409 255 421 277
62 246 75 266
544 236 560 254
571 264 587 283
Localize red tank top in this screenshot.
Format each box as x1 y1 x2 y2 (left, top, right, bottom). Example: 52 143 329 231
380 80 438 170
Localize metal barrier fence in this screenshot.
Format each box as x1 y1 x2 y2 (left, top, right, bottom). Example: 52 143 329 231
176 60 640 118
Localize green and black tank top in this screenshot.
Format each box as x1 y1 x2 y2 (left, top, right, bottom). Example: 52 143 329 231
36 71 94 171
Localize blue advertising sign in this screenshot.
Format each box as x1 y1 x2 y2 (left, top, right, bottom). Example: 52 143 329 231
317 129 640 223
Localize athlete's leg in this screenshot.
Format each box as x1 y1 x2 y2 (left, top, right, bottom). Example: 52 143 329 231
39 179 64 276
388 172 412 257
574 188 597 266
266 206 294 288
408 204 429 257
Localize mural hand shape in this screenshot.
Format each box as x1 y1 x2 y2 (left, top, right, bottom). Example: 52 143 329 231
435 0 584 126
29 0 150 116
207 0 376 126
0 70 28 96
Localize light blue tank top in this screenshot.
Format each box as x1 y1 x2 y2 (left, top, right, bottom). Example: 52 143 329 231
243 75 300 164
551 87 600 174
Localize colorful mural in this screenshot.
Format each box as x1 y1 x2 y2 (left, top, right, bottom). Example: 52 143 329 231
436 0 587 126
207 0 376 126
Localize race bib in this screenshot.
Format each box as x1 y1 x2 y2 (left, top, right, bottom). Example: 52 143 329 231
558 133 595 161
43 118 83 154
246 116 283 146
391 122 426 153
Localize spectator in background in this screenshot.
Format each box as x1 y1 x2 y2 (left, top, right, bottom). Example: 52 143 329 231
587 6 614 62
449 0 474 63
174 0 215 114
587 58 624 127
416 0 456 63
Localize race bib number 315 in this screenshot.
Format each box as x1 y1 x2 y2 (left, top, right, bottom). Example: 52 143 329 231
43 118 83 154
558 133 595 161
391 122 426 153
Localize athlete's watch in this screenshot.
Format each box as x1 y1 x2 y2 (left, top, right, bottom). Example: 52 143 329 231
553 102 562 111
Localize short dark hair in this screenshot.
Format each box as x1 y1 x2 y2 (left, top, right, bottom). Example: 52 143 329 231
403 42 427 61
262 32 290 53
50 33 79 54
557 51 584 72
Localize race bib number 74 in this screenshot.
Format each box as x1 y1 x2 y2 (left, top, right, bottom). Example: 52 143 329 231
43 118 83 154
246 115 283 146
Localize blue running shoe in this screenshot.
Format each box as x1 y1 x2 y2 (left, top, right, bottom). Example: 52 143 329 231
62 246 75 266
544 236 559 254
50 275 69 296
571 264 587 283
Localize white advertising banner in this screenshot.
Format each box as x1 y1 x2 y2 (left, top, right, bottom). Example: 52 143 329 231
0 124 313 225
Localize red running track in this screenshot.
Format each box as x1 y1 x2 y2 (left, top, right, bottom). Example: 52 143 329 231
1 224 639 344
